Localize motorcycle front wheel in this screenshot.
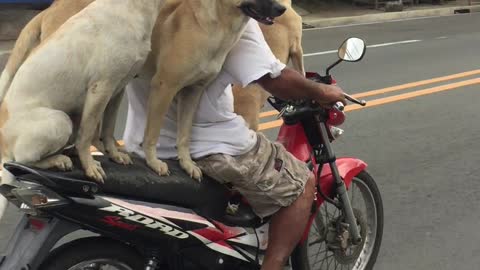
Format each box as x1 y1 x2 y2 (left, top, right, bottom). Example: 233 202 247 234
39 237 145 270
291 170 384 270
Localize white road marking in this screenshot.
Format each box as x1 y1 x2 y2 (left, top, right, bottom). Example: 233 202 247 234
303 49 338 57
0 50 11 56
367 39 422 48
304 39 422 57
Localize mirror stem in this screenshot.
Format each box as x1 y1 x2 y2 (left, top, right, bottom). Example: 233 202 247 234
326 59 343 76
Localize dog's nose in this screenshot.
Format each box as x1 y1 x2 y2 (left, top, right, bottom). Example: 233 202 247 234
272 3 286 17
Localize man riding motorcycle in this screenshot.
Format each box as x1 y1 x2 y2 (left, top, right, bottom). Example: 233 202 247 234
123 19 346 270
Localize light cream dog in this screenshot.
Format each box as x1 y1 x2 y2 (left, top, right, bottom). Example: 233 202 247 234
0 0 164 184
232 0 305 131
0 0 288 182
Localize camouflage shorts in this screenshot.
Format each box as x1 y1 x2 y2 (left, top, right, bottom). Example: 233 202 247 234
196 132 311 218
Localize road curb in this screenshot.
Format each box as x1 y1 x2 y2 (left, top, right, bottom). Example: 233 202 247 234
302 5 480 28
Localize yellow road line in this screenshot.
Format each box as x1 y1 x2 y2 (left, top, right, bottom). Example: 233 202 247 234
4 75 479 158
258 69 480 119
258 77 480 131
352 69 480 98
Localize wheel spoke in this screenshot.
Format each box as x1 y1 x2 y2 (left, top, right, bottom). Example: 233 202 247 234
326 255 334 269
304 175 381 270
312 246 328 266
68 260 132 270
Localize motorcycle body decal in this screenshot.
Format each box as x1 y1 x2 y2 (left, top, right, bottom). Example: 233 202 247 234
100 216 140 231
99 202 189 239
101 197 216 228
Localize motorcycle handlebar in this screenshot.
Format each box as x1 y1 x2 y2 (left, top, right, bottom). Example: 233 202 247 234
333 101 345 111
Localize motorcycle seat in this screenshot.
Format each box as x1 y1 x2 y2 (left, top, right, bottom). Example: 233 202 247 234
3 155 262 225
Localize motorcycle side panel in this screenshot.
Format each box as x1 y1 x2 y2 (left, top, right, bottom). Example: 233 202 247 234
56 196 260 264
0 216 80 270
277 123 312 162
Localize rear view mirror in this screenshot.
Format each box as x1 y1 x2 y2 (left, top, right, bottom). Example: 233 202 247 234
338 37 366 62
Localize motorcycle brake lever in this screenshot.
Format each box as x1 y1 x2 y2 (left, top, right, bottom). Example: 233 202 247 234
344 93 367 106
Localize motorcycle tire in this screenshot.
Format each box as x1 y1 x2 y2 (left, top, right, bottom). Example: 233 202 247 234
290 170 384 270
39 237 145 270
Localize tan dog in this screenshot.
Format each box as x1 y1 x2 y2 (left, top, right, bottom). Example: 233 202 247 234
0 0 287 182
141 0 287 181
232 0 304 131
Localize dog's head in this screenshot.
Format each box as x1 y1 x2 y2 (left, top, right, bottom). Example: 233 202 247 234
237 0 286 25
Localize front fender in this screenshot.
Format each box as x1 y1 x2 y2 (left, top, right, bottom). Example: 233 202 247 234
318 157 368 196
299 157 367 244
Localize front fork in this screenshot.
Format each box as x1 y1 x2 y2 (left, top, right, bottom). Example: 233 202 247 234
317 122 362 245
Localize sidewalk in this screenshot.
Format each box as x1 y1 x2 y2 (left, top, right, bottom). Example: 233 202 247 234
1 0 480 41
295 0 480 28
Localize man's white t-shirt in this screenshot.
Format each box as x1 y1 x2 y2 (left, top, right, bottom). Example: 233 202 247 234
123 20 286 159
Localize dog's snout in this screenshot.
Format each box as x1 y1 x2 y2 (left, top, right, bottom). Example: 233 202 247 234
272 3 286 17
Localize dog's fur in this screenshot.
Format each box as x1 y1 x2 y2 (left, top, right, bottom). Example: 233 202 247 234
0 0 287 195
233 0 304 131
0 0 97 101
0 0 286 182
140 0 285 180
0 0 164 185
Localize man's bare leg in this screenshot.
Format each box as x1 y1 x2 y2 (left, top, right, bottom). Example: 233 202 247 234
261 173 316 270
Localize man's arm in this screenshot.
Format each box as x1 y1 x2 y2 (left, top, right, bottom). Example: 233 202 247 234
256 67 346 107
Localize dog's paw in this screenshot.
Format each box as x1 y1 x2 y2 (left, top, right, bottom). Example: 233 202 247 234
92 139 106 153
85 161 107 183
51 155 73 171
147 159 170 176
109 151 133 165
180 159 203 182
54 155 73 171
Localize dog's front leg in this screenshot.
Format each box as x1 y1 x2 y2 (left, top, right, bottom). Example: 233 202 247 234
76 82 115 183
92 120 106 153
101 90 132 165
291 40 305 76
176 86 205 181
142 75 179 176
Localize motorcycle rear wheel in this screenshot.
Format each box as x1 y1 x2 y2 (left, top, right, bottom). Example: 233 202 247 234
39 237 145 270
291 170 383 270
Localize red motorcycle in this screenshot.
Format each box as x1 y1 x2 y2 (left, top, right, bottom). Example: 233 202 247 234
0 37 382 270
272 37 383 270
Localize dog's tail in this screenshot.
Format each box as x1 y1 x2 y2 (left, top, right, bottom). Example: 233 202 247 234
0 12 44 103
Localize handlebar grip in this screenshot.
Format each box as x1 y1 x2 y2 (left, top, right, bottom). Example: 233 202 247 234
333 101 345 111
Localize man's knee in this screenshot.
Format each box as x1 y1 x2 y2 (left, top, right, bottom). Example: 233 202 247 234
299 172 316 203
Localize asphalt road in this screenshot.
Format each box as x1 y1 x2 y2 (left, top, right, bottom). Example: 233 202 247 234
1 12 480 270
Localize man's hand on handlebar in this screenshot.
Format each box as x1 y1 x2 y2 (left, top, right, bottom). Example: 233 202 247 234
314 84 347 109
256 67 346 108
